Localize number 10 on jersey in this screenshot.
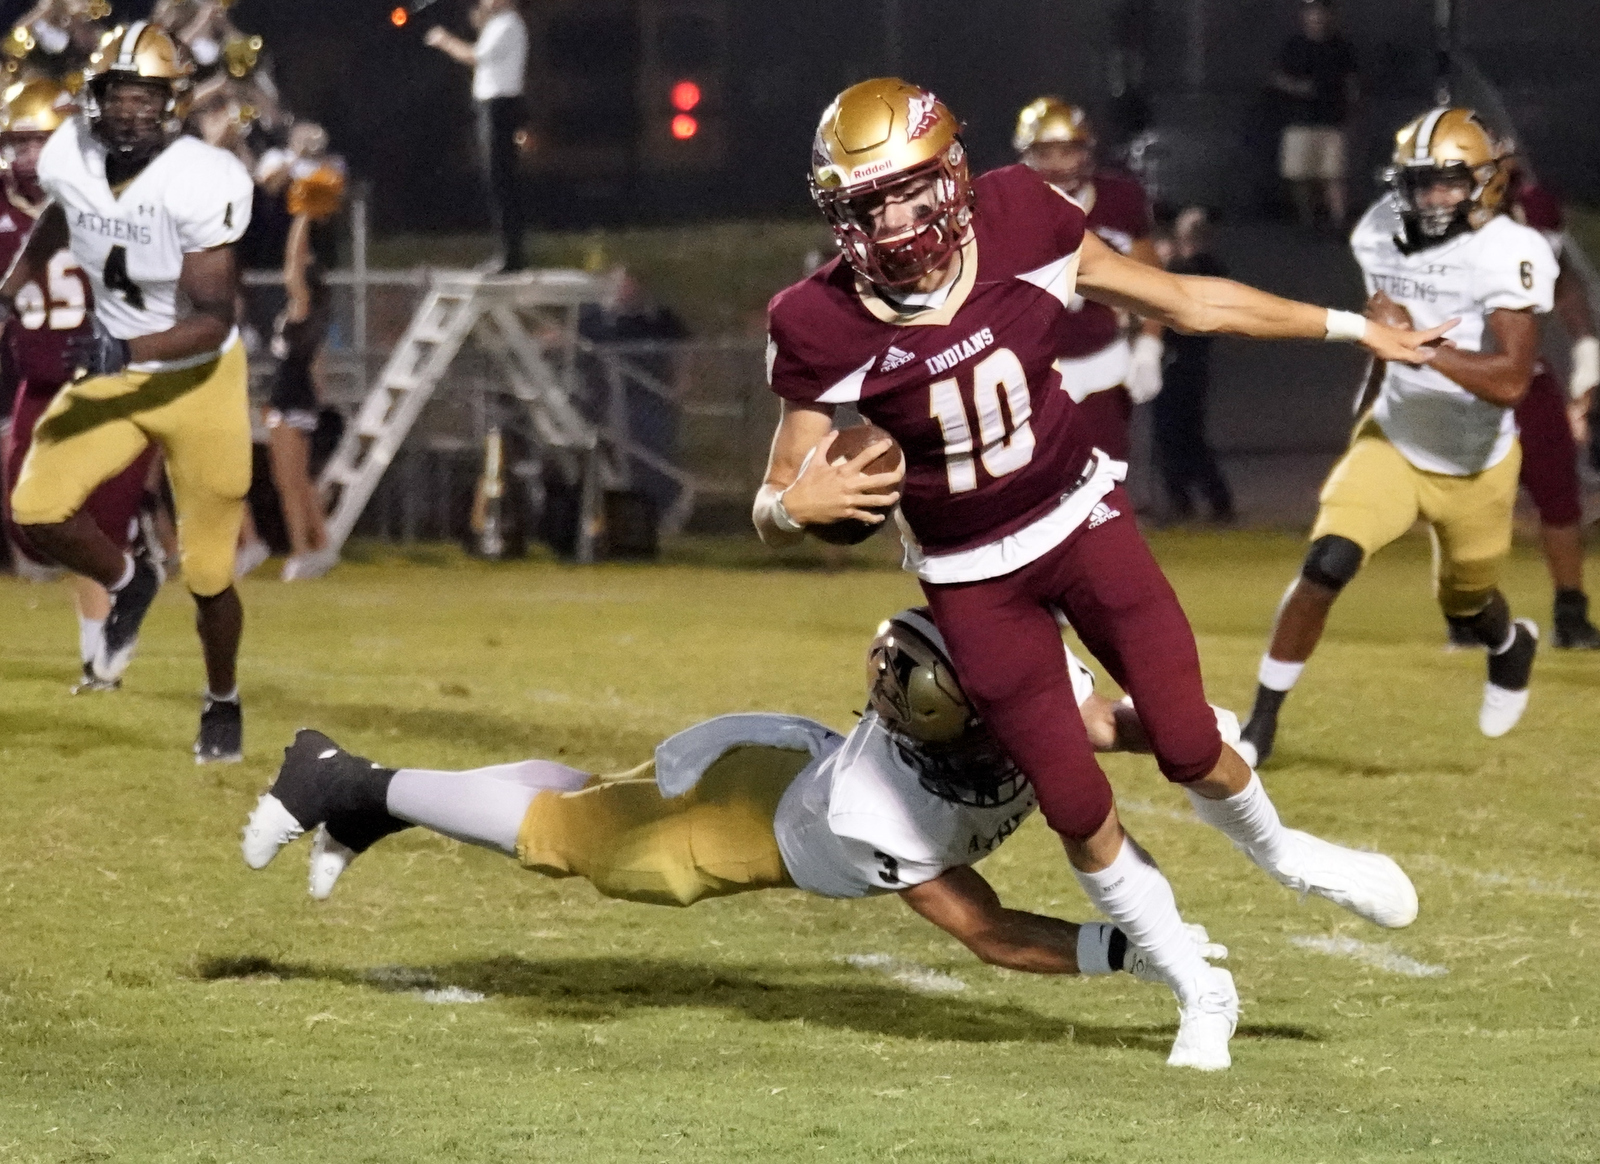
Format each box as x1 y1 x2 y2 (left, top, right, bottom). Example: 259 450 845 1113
929 347 1036 493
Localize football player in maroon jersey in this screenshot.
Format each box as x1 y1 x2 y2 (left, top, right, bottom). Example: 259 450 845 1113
0 77 157 692
1492 162 1600 648
1013 98 1163 460
754 80 1441 1068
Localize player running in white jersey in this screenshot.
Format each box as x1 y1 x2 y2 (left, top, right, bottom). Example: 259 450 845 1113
1240 108 1554 766
3 22 255 761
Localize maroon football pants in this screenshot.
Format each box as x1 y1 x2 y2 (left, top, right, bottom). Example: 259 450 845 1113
921 486 1223 840
1514 366 1583 527
3 382 154 565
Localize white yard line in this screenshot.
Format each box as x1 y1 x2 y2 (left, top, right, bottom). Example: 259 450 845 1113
839 954 967 994
1289 935 1448 978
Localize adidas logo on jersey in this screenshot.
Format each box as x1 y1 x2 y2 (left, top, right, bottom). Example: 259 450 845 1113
0 214 16 233
879 346 915 373
1087 501 1121 529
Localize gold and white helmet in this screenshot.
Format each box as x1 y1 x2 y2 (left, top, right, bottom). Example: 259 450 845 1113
1012 96 1094 153
1385 107 1509 249
83 21 195 156
809 78 972 288
865 608 1026 808
0 77 76 136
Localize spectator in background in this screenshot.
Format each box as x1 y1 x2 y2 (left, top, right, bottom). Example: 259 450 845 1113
1152 209 1235 525
426 0 529 274
1270 0 1358 230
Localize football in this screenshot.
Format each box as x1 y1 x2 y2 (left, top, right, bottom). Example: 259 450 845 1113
807 423 904 546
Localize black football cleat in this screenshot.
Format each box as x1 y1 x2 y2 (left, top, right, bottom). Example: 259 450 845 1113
194 696 244 764
92 554 162 683
240 730 406 890
1553 591 1600 650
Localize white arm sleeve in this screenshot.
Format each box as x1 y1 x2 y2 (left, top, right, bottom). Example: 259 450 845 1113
654 713 842 798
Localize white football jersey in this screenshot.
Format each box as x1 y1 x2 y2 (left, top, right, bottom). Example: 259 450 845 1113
1351 195 1556 476
653 645 1098 900
37 117 254 371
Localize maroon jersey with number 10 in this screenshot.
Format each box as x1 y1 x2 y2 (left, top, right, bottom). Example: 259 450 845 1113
768 164 1108 560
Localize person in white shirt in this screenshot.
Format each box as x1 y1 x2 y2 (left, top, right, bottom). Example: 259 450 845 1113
3 22 255 763
244 606 1416 1071
426 0 529 273
1240 107 1555 767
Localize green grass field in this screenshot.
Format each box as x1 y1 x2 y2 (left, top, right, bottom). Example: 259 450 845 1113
2 531 1598 1163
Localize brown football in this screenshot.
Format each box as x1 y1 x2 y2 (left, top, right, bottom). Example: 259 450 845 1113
808 423 904 547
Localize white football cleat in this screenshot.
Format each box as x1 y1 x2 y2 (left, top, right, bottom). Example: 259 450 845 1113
309 825 358 900
281 548 339 582
1167 966 1238 1071
241 793 304 870
1128 924 1229 984
1480 619 1537 738
1271 829 1418 928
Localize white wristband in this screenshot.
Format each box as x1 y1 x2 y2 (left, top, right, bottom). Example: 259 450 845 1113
1324 309 1368 343
771 487 803 534
1569 335 1600 399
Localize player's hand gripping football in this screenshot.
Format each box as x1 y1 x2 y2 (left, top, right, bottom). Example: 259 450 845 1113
64 314 133 381
1359 290 1456 366
781 430 904 527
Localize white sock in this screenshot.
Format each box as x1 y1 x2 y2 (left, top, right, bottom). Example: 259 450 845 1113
1075 921 1117 976
386 761 592 854
1073 836 1210 1003
78 615 105 665
109 554 135 592
1185 772 1293 872
1257 656 1305 692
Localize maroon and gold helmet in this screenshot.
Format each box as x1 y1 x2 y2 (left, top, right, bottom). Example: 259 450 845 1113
808 78 973 288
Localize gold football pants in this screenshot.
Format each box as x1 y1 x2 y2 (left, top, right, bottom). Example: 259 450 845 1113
515 744 805 907
1310 419 1521 617
10 341 251 598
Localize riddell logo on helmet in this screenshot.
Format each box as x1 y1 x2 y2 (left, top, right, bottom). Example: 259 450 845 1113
907 92 940 140
848 158 897 183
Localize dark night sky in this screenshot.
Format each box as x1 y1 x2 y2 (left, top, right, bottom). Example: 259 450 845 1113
3 1 1594 233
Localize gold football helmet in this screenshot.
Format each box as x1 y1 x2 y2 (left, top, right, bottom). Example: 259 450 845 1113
865 608 1026 808
1012 96 1094 153
83 21 195 157
1385 107 1509 249
0 78 77 136
809 78 972 288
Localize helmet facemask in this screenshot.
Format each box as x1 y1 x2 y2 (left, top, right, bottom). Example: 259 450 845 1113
811 143 973 289
865 608 1029 809
1388 161 1489 252
88 75 179 166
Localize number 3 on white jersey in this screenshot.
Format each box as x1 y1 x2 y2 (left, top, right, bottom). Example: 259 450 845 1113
929 347 1036 494
14 250 87 331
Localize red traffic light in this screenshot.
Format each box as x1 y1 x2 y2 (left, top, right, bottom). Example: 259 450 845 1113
670 113 699 140
390 6 408 26
670 80 701 112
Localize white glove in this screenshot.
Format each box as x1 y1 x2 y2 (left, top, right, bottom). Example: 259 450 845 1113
1127 923 1230 983
1125 333 1164 404
1570 336 1600 400
1212 705 1241 747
